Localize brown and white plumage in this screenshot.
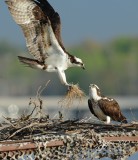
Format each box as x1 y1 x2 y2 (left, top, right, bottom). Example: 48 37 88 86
88 84 127 124
5 0 85 86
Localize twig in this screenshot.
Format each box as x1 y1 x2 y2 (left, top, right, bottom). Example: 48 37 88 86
2 116 19 128
8 122 49 139
27 80 51 119
36 80 50 99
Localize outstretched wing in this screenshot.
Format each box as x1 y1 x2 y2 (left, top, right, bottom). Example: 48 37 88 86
34 0 66 52
98 98 127 122
88 99 99 119
5 0 65 62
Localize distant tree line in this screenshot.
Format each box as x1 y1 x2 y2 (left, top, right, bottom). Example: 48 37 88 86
0 37 138 96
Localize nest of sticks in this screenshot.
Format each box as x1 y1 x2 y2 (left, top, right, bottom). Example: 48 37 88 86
0 92 138 141
0 111 138 159
1 116 138 160
0 92 138 159
0 116 138 141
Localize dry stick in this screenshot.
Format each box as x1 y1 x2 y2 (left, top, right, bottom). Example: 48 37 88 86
2 81 51 133
37 80 50 99
8 122 50 139
8 122 38 139
20 105 37 121
36 80 50 116
2 116 19 129
5 120 138 140
0 124 11 131
27 80 51 119
28 104 37 117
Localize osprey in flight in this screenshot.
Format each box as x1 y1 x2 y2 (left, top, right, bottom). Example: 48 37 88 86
5 0 85 86
88 84 127 124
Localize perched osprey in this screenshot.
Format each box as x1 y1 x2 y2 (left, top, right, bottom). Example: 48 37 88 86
5 0 85 86
88 84 127 124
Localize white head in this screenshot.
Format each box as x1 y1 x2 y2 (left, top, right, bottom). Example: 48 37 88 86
69 56 85 69
89 84 101 101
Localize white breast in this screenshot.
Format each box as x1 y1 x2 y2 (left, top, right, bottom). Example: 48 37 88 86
45 46 68 72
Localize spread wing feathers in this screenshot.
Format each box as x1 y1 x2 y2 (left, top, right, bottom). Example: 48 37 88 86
88 99 99 119
5 0 65 62
98 99 127 123
34 0 66 52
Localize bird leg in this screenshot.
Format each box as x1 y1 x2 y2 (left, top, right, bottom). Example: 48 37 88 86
56 68 69 86
106 116 111 124
57 68 85 107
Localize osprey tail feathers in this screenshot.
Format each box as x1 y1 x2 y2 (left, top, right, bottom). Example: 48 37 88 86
18 56 45 70
123 119 128 124
120 115 128 124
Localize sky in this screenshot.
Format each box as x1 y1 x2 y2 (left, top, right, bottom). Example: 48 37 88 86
1 0 138 47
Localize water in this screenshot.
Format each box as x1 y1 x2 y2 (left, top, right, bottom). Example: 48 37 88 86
0 96 137 120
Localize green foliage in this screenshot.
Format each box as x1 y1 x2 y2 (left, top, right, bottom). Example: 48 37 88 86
0 37 138 96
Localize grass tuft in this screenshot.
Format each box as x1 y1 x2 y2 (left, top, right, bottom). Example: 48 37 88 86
60 84 85 107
